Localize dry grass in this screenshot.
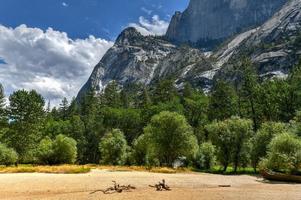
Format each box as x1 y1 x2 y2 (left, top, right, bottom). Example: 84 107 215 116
0 165 91 174
94 165 191 174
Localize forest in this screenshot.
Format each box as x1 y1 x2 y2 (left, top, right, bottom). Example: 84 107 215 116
0 59 301 175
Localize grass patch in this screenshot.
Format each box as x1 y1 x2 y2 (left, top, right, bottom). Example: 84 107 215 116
95 165 190 174
0 165 91 174
194 166 258 175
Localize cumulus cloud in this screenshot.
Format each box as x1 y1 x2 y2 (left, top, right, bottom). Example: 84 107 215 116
0 24 113 106
128 15 169 36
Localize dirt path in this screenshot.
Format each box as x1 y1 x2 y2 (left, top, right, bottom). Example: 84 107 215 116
0 169 300 200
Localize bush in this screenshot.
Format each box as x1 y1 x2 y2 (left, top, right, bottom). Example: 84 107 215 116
250 122 287 170
99 129 129 165
144 111 198 167
196 142 216 170
36 134 77 165
0 143 18 166
260 132 301 174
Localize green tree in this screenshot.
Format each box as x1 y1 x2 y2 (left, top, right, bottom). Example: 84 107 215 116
99 129 129 165
144 111 198 167
36 137 54 165
207 117 253 172
36 134 77 164
59 97 69 120
0 143 18 166
102 81 121 107
6 90 45 162
152 79 178 103
250 122 287 171
208 80 237 121
196 142 216 170
260 132 301 174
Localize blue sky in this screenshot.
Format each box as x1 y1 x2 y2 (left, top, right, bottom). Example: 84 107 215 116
0 0 188 40
0 0 189 106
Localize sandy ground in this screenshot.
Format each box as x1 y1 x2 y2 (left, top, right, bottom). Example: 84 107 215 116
0 169 300 200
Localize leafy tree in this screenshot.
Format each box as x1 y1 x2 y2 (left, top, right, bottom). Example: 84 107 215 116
52 134 77 164
144 111 198 167
260 132 301 174
36 137 54 165
196 142 216 170
101 107 143 143
0 143 18 166
208 80 237 121
99 129 129 165
250 122 287 171
207 117 253 172
36 134 77 165
131 134 149 165
6 90 45 162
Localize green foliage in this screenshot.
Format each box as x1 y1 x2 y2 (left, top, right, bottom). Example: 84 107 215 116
196 142 216 170
144 111 198 167
260 133 301 174
250 122 287 170
208 80 237 121
36 134 77 165
6 90 45 162
99 129 129 165
0 143 18 166
206 117 253 172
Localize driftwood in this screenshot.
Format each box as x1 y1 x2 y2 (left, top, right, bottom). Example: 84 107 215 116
90 181 136 194
149 179 171 191
261 170 301 183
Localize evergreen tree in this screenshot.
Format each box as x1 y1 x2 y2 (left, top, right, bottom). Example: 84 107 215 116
237 59 261 131
59 97 69 120
6 90 45 162
208 80 237 121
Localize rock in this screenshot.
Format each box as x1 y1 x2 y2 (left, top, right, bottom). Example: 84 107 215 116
165 0 287 49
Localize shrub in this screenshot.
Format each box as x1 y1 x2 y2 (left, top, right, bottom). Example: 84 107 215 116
36 134 77 165
260 132 301 174
250 122 287 170
99 129 128 165
0 143 18 166
196 142 216 170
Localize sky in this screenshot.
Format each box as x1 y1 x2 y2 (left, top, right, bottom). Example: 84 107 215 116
0 0 189 106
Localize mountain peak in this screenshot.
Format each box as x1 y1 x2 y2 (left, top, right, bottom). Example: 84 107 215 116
115 27 142 46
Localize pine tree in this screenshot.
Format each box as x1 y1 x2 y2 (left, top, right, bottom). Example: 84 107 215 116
59 97 69 120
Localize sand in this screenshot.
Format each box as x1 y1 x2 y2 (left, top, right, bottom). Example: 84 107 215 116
0 169 300 200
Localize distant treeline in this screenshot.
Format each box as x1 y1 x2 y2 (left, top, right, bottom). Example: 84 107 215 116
0 59 301 174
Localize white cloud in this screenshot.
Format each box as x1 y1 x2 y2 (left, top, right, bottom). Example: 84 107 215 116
62 2 68 7
128 15 169 36
0 24 113 106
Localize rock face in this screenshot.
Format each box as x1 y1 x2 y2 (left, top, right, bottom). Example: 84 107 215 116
214 0 301 80
77 0 301 99
165 0 287 49
77 27 213 98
